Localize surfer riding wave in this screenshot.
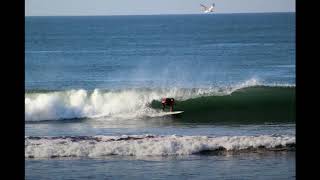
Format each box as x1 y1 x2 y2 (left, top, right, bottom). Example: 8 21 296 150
161 98 175 112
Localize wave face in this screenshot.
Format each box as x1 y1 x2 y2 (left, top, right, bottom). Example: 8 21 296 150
152 86 295 123
25 79 295 122
25 134 295 158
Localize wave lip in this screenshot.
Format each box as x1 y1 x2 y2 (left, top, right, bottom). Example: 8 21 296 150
25 134 295 158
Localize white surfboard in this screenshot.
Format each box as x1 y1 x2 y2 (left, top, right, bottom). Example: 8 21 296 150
149 111 184 118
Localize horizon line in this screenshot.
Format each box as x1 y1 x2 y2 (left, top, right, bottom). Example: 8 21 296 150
25 11 295 17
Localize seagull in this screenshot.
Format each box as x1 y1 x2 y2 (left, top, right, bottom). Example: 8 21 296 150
200 3 215 13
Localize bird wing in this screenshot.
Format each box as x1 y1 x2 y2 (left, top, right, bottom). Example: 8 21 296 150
200 4 208 10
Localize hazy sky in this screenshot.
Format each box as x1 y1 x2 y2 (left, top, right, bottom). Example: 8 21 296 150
26 0 295 16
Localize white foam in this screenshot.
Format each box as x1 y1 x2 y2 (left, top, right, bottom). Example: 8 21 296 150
25 135 295 158
24 87 221 121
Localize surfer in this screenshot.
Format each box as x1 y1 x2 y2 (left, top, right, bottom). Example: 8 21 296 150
161 98 175 112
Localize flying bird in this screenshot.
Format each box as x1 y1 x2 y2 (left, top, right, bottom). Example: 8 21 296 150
200 3 215 13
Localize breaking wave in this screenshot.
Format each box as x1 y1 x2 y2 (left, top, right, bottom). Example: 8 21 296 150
25 78 295 122
25 134 295 158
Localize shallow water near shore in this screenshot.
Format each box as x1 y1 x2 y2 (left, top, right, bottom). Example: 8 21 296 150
26 151 295 180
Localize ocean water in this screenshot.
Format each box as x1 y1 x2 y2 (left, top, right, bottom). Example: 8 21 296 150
25 13 295 179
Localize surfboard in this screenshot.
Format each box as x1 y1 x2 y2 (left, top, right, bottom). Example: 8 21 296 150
149 111 184 118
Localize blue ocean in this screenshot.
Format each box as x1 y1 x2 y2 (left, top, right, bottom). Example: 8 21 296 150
25 13 295 179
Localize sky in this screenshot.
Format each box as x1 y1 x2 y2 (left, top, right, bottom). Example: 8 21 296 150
26 0 295 16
